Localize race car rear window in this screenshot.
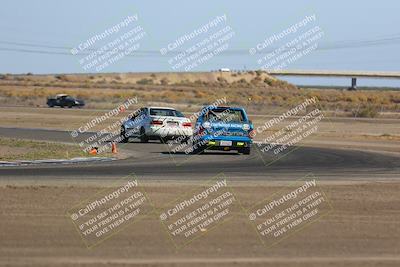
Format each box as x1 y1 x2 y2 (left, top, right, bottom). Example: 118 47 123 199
206 109 245 123
150 108 185 117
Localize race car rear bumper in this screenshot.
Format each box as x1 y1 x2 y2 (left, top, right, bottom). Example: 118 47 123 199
147 126 193 138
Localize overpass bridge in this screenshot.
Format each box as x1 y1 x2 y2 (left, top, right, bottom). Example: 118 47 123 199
267 70 400 90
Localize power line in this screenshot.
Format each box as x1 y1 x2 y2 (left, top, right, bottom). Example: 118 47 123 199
0 34 400 56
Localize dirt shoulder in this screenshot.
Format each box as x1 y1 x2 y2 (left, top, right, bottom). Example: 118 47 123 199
0 180 399 267
0 137 98 161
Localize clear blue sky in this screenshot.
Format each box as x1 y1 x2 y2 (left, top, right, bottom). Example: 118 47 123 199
1 0 399 86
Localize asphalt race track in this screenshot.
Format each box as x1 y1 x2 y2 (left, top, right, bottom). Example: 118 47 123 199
0 127 399 181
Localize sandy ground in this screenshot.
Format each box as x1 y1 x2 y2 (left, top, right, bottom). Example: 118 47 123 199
0 180 399 266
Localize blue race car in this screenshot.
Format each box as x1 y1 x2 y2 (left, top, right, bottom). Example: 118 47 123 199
192 106 254 154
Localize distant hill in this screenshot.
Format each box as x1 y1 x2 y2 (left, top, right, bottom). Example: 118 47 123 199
3 71 289 88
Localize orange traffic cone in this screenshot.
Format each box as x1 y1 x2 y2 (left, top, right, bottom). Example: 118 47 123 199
89 147 98 155
111 143 117 154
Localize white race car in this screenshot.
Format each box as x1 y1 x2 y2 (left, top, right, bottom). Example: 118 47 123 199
120 107 193 143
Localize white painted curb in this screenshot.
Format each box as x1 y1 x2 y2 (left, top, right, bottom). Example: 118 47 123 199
0 157 116 167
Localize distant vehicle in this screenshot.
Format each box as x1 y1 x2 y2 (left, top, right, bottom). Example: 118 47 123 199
46 94 85 108
120 107 193 143
192 106 253 154
219 68 231 72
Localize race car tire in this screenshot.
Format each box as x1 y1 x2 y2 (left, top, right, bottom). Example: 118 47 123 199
239 147 251 155
140 127 149 143
182 137 191 144
120 127 128 143
192 142 205 154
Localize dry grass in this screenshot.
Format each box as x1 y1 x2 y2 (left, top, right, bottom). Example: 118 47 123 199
0 137 93 161
0 72 399 117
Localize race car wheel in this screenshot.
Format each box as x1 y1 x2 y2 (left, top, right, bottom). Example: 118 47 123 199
159 137 168 144
239 147 251 155
192 142 205 154
120 127 128 143
140 127 149 143
182 137 191 144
